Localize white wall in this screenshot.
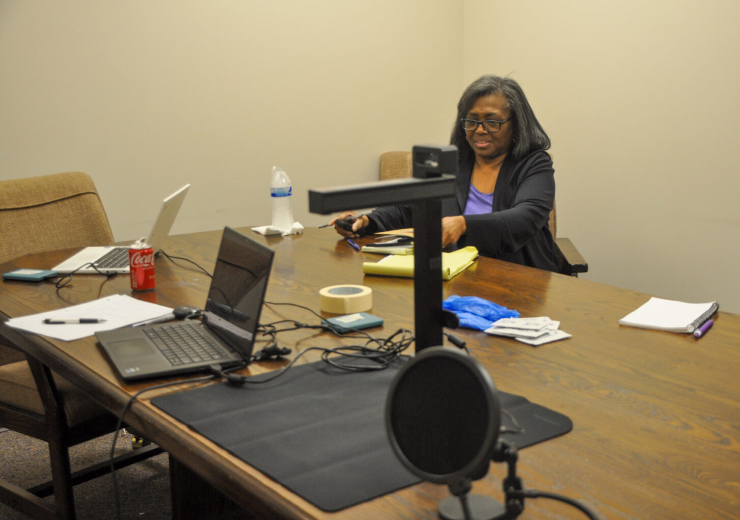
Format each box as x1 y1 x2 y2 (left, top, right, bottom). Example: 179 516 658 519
464 0 740 313
0 0 463 235
2 0 738 314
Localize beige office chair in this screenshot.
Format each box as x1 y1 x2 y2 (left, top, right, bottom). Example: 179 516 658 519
0 172 162 520
379 151 588 276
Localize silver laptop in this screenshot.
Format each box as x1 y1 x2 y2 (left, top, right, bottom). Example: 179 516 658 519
96 227 274 381
52 184 190 274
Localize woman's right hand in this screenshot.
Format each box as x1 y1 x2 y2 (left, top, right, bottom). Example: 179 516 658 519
330 212 370 238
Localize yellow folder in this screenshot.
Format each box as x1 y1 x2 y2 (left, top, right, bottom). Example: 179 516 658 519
362 246 478 280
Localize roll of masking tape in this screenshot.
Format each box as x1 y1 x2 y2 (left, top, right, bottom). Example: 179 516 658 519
319 285 373 314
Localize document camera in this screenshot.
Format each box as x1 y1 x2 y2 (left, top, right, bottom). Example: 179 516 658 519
412 145 458 178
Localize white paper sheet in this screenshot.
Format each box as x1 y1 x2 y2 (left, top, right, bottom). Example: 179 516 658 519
5 294 173 341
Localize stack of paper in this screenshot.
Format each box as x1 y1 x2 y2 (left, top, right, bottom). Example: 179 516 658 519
485 317 571 346
377 228 414 238
362 246 478 280
361 244 413 255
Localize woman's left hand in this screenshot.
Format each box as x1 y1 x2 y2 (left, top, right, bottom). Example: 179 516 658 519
442 216 466 247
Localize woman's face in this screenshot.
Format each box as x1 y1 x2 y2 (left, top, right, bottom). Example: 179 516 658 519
464 93 514 162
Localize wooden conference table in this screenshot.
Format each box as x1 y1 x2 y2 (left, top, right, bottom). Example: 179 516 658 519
1 227 739 520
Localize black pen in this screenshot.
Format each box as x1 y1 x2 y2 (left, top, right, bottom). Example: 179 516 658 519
43 318 107 324
319 210 373 228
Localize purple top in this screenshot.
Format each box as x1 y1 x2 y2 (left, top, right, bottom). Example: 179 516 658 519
464 183 494 215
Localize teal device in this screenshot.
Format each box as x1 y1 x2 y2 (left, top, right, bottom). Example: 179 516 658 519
3 269 58 282
322 312 383 334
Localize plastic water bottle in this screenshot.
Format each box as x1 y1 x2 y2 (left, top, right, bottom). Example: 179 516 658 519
270 166 294 231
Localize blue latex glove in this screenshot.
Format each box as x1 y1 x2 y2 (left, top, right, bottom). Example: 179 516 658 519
453 312 499 331
443 295 520 331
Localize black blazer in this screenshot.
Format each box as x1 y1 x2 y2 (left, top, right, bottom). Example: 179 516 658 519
366 150 563 273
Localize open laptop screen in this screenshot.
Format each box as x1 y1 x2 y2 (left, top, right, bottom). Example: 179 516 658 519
204 227 274 346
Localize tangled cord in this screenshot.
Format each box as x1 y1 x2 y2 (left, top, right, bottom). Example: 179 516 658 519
225 323 414 386
205 301 417 386
52 262 117 298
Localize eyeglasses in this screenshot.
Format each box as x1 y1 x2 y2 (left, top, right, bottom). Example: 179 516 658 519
461 117 513 133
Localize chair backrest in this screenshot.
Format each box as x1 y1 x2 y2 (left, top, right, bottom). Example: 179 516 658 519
379 151 557 238
379 151 414 181
0 171 114 265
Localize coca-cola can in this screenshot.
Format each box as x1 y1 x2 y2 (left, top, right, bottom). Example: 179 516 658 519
129 238 155 291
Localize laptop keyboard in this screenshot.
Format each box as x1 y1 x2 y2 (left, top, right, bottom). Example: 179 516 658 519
144 323 233 366
93 247 130 269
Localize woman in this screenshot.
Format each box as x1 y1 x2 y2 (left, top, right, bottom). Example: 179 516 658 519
332 74 563 273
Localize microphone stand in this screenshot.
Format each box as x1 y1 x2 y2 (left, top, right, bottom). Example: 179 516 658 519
437 440 525 520
492 440 525 519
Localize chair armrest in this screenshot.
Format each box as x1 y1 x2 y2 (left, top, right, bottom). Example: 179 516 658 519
555 237 588 276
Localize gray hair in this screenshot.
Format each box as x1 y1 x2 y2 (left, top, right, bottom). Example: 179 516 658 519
450 75 550 162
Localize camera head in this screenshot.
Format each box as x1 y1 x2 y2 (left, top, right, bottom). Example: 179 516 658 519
412 145 458 178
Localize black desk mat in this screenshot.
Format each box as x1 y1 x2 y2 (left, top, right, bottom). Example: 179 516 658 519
152 357 572 512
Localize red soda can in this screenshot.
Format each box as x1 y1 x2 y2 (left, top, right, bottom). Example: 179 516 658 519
129 238 155 291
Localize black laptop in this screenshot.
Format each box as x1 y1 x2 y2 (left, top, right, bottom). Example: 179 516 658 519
96 227 274 382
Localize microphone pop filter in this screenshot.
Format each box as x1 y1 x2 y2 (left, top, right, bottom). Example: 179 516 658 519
386 347 501 484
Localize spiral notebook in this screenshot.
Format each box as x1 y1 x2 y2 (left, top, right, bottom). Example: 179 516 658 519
618 297 719 333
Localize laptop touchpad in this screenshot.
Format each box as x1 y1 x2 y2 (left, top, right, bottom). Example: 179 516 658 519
108 340 157 359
